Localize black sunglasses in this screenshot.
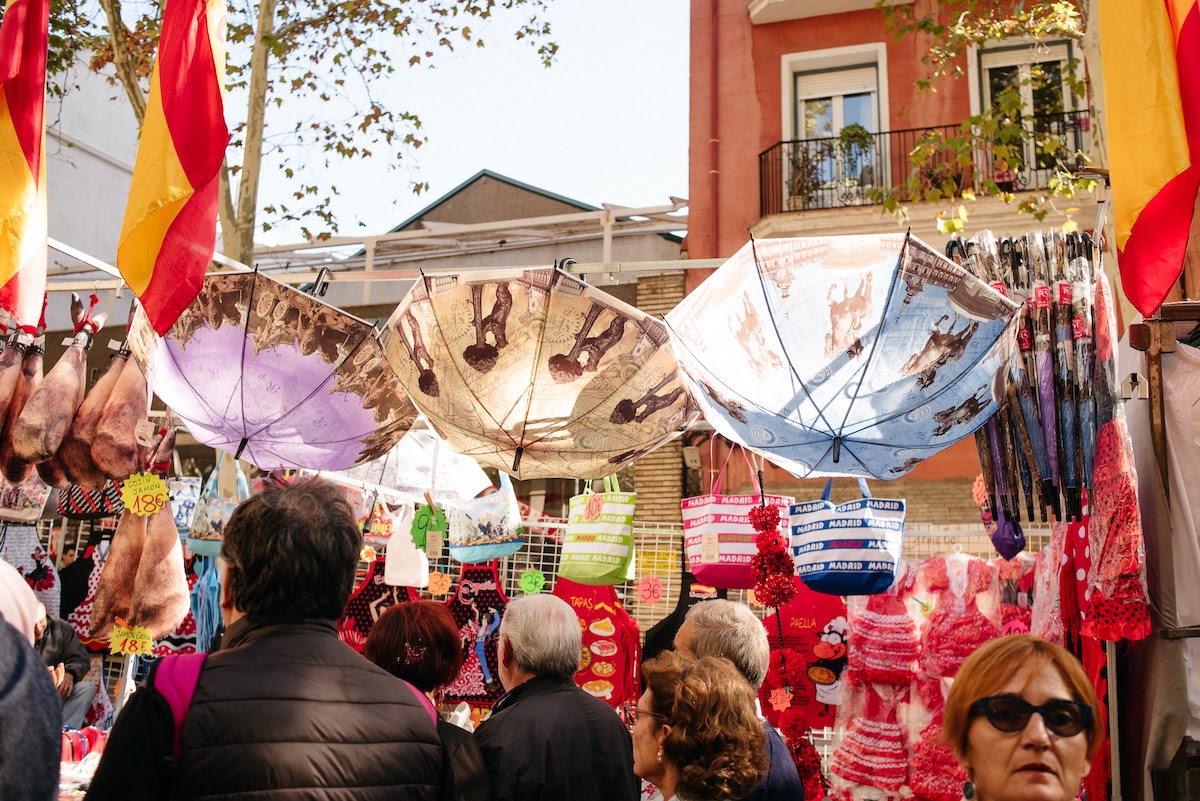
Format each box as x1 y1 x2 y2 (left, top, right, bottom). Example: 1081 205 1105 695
970 695 1092 737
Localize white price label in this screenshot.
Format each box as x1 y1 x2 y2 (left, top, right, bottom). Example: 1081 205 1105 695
61 337 75 346
134 419 158 447
426 529 444 560
108 339 124 351
700 532 720 564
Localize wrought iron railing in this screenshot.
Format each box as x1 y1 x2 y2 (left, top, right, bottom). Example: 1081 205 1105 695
758 109 1091 216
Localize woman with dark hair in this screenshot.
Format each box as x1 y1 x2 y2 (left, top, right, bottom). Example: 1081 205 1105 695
630 651 767 801
366 601 491 801
942 634 1103 801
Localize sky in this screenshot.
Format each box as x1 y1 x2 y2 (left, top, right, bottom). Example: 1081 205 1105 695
256 0 691 247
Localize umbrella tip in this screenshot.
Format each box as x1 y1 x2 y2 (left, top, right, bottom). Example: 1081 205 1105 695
235 438 248 460
832 436 843 464
512 447 524 473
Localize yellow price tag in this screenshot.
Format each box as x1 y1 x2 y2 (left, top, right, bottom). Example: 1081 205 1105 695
110 619 153 656
121 472 170 517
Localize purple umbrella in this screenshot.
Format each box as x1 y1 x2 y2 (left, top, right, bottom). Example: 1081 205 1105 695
128 270 418 471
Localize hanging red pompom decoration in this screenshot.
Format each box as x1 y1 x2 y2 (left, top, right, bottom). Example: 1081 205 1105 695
750 492 795 608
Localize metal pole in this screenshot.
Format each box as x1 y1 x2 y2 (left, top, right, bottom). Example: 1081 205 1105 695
113 653 139 714
1107 640 1123 801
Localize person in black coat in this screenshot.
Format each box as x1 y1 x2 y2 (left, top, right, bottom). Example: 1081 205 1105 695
365 600 492 801
34 603 97 728
474 594 638 801
0 618 60 801
85 478 444 801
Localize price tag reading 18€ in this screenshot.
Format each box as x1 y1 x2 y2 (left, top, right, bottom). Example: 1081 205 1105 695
110 619 153 657
121 473 170 517
410 504 446 549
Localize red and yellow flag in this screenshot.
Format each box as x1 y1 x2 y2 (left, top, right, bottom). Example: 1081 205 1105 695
1100 0 1200 316
0 0 49 332
119 0 229 335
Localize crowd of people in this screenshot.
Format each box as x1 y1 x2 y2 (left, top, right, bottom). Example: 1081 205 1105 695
0 477 1103 801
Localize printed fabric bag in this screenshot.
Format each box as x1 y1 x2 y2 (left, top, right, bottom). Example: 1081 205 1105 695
681 444 793 589
791 479 905 596
187 452 250 557
0 472 53 522
560 475 636 586
56 481 123 521
448 473 525 563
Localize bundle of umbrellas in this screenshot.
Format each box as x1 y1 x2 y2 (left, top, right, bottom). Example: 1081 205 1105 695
946 230 1102 523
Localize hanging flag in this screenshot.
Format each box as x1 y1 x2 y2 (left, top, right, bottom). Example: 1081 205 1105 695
118 0 229 335
1100 0 1200 316
0 0 50 331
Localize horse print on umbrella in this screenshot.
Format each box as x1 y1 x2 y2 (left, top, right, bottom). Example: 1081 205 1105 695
825 275 873 359
900 314 979 389
397 309 440 397
463 282 513 374
548 303 630 383
610 369 689 425
734 293 784 378
931 386 990 436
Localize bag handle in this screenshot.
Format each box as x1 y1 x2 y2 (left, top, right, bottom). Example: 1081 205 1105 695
602 474 621 494
712 442 760 496
820 478 872 501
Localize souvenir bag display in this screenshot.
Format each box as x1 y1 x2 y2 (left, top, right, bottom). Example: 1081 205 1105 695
384 507 429 589
56 481 122 521
560 475 636 586
552 577 641 710
681 443 793 589
443 562 509 707
791 479 905 596
166 477 202 534
337 558 420 652
187 452 250 557
449 473 525 563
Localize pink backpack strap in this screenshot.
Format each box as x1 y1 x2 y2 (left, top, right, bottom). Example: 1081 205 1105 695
151 653 208 762
401 679 439 726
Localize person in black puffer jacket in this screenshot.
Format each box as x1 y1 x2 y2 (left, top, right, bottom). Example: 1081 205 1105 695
86 478 443 801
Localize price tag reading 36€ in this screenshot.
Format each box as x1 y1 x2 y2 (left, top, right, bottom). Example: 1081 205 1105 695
121 473 170 517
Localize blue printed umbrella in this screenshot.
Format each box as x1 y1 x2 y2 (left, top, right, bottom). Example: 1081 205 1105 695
665 233 1021 479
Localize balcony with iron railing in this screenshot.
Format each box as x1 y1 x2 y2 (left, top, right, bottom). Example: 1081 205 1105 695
758 110 1091 217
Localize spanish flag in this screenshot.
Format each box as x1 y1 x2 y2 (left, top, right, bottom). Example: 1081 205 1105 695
1100 0 1200 316
0 0 49 332
118 0 229 335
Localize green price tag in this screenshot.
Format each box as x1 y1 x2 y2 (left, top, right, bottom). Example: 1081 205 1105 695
411 504 446 549
519 569 546 595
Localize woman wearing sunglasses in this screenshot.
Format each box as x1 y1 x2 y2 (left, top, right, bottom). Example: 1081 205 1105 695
627 651 767 801
943 634 1104 801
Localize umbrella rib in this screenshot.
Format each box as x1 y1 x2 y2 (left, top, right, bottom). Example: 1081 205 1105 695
839 316 1017 439
421 276 519 451
240 327 375 442
748 237 838 434
237 273 262 451
158 335 228 428
827 233 909 437
666 328 827 435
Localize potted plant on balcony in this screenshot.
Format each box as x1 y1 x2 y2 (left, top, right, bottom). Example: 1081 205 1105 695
838 124 875 200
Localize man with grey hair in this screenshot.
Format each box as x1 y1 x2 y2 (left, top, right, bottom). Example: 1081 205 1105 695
673 599 804 800
474 594 637 801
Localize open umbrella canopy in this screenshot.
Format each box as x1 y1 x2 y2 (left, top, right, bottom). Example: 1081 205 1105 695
665 233 1020 479
336 426 493 505
129 270 417 471
379 267 699 479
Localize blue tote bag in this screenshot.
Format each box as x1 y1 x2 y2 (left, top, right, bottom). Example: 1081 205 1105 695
790 479 904 596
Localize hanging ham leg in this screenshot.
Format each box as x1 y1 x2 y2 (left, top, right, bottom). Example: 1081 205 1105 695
1 337 45 486
91 356 148 480
13 313 107 463
36 452 71 489
87 509 147 639
59 351 127 488
0 339 29 437
130 428 188 638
